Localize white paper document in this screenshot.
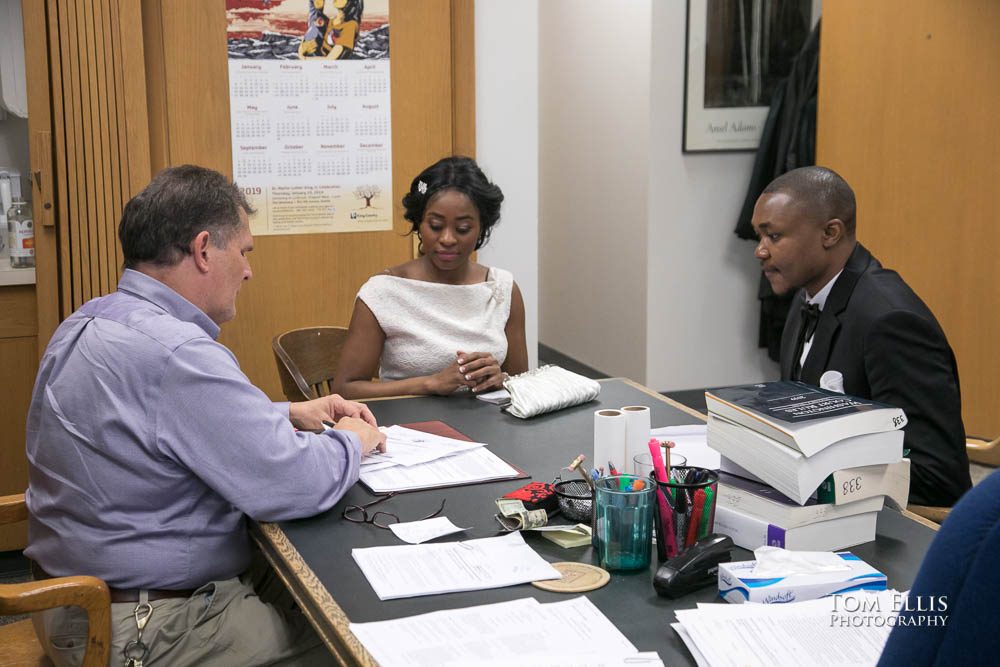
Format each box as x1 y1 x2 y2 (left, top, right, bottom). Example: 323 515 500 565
360 445 520 493
362 425 486 468
673 590 901 667
470 653 663 667
388 516 470 544
351 531 560 600
651 424 719 470
349 596 655 667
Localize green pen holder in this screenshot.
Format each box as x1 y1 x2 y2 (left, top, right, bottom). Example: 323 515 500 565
593 474 656 571
652 466 719 562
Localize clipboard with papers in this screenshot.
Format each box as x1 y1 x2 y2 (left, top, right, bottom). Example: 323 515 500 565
358 420 528 495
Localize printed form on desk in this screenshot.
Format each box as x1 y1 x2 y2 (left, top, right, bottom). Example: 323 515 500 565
349 596 664 667
352 531 560 600
358 424 521 492
673 589 901 667
360 425 486 471
360 446 520 493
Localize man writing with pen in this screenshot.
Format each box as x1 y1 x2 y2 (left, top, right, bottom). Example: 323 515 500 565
25 165 386 666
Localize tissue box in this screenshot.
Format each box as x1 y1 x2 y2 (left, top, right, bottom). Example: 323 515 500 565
718 552 886 604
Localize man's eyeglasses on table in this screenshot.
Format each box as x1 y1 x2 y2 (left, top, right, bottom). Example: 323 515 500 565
342 492 447 529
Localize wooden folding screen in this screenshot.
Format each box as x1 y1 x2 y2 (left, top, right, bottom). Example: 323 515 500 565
43 0 151 318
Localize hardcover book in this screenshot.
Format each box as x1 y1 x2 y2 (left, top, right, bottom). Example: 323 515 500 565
816 459 911 509
705 381 907 457
716 472 884 529
714 504 878 551
708 413 904 505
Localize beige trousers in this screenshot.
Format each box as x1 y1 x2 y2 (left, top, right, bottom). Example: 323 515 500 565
32 554 332 666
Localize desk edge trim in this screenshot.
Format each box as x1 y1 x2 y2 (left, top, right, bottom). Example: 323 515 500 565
616 378 708 422
252 521 377 666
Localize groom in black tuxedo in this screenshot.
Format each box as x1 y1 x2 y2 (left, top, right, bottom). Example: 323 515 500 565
751 166 970 507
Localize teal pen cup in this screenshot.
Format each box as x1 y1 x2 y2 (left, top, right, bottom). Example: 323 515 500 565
594 474 656 571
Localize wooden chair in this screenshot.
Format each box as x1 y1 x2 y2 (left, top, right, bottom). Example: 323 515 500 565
272 326 349 402
906 504 951 525
0 494 111 667
906 436 1000 525
967 434 1000 468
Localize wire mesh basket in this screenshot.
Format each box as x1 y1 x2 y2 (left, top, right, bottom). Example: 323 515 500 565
553 480 594 522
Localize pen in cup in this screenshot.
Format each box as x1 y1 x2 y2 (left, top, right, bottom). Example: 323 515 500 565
686 488 706 548
567 454 596 492
648 438 677 558
698 486 714 540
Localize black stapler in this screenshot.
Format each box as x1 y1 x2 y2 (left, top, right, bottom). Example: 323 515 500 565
653 533 733 599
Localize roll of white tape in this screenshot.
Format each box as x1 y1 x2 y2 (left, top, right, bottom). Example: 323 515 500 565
594 408 626 474
621 405 651 473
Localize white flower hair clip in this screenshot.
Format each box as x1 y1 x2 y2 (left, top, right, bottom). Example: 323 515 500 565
417 181 428 194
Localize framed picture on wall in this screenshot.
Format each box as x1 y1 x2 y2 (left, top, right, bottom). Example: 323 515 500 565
683 0 818 152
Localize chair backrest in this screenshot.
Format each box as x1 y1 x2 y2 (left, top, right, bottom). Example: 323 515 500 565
907 435 1000 524
272 326 350 402
967 435 1000 467
906 504 950 525
0 494 111 667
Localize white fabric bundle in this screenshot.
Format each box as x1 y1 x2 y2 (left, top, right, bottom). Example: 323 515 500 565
503 365 601 419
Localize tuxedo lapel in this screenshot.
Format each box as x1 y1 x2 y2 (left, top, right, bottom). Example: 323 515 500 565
780 291 805 380
800 244 873 383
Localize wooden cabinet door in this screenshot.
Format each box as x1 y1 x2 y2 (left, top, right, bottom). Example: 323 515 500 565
25 0 151 345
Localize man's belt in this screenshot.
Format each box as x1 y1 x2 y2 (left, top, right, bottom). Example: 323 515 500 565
30 561 197 603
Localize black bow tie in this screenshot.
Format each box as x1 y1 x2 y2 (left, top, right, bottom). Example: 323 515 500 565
791 301 821 381
800 302 821 342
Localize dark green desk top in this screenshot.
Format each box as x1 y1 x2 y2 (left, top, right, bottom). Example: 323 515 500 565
259 379 938 665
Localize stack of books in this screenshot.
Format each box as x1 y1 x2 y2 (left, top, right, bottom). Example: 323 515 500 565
705 381 908 551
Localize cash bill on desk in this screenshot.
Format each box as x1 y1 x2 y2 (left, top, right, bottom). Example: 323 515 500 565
495 498 548 531
495 499 592 547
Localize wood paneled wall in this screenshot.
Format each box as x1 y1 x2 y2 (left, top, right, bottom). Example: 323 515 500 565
3 1 474 548
817 0 1000 436
142 0 474 399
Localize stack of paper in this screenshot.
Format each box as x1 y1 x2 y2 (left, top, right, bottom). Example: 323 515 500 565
360 425 520 493
349 596 663 667
673 589 901 666
352 531 560 600
361 425 487 471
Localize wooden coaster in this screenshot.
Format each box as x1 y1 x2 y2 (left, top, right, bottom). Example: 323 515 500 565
532 562 610 593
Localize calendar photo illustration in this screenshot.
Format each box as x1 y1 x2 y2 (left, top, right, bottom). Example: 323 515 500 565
226 0 393 235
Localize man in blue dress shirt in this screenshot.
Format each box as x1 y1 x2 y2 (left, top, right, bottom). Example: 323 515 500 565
25 165 386 666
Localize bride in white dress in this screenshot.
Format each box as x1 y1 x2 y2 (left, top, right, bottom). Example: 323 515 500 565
333 157 528 399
